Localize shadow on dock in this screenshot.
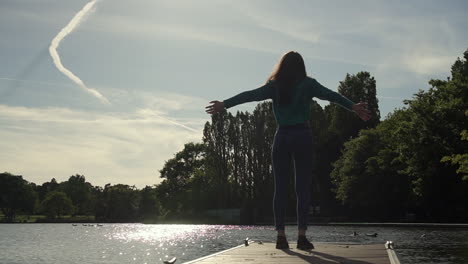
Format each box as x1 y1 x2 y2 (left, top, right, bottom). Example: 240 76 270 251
281 248 375 264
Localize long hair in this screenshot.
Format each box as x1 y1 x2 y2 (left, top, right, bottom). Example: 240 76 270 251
268 51 307 105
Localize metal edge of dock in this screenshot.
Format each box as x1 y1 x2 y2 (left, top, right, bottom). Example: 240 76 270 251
184 240 402 264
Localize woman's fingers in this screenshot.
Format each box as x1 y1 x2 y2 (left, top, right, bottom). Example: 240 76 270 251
206 101 222 114
206 106 215 113
360 108 371 121
353 102 372 121
359 112 371 121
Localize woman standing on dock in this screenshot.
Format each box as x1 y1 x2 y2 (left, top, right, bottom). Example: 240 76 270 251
206 51 371 250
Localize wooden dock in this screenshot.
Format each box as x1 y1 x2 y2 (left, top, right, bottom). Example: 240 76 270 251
184 241 400 264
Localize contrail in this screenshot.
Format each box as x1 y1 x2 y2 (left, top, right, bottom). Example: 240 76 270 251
137 108 199 133
49 0 109 104
158 115 198 133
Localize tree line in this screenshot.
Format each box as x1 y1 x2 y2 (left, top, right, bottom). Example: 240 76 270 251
0 173 160 223
1 50 466 223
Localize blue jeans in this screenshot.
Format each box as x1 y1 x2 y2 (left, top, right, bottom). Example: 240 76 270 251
272 126 313 231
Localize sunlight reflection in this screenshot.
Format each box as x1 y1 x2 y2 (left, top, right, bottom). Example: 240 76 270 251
98 224 273 263
108 224 246 245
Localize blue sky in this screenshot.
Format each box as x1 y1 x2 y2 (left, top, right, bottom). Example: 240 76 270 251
1 0 467 187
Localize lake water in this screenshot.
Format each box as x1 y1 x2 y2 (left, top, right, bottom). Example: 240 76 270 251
0 224 467 263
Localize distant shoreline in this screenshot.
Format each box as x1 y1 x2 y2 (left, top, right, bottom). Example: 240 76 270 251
307 222 468 228
2 221 468 228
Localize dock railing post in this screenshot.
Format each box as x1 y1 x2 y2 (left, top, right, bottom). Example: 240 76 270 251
385 241 401 264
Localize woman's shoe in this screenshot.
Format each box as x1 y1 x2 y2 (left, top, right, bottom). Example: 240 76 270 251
297 235 314 250
276 235 289 249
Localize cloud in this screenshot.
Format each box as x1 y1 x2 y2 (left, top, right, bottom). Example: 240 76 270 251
0 102 206 188
89 1 465 77
87 10 292 55
237 3 321 44
402 53 456 75
234 1 465 75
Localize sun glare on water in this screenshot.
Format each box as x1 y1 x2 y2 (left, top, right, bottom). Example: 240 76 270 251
110 224 201 243
107 224 250 245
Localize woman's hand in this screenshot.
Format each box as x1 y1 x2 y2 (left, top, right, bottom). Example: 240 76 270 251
205 100 225 115
352 102 371 121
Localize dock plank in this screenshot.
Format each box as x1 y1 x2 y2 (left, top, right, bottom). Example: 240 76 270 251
185 242 392 264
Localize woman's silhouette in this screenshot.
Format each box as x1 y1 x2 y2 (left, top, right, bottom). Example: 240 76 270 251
206 51 370 250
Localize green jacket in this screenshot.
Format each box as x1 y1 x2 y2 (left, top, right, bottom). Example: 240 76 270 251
223 77 355 126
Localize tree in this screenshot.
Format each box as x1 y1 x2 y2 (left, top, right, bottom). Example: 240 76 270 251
327 71 380 141
0 172 37 222
41 191 74 219
36 178 59 202
139 186 160 219
331 49 468 221
309 101 336 212
203 110 231 209
440 49 468 181
201 102 278 222
441 125 468 181
98 184 139 222
316 72 381 216
331 114 408 220
159 143 206 187
157 142 207 215
60 174 93 215
393 50 468 220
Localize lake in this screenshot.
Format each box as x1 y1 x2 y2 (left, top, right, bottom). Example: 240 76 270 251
0 224 467 263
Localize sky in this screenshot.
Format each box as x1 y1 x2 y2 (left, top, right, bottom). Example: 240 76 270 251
1 0 467 188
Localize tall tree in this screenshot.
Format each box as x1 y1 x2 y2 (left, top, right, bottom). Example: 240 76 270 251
327 71 380 141
203 111 231 208
244 102 276 222
319 72 381 216
0 172 37 222
308 101 336 213
139 186 160 220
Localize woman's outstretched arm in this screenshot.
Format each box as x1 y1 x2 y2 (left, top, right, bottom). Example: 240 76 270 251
205 83 274 115
309 78 371 121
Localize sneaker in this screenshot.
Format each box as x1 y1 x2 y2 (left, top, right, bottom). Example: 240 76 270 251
276 235 289 249
297 235 314 250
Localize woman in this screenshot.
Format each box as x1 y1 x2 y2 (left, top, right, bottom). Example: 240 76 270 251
205 51 370 250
